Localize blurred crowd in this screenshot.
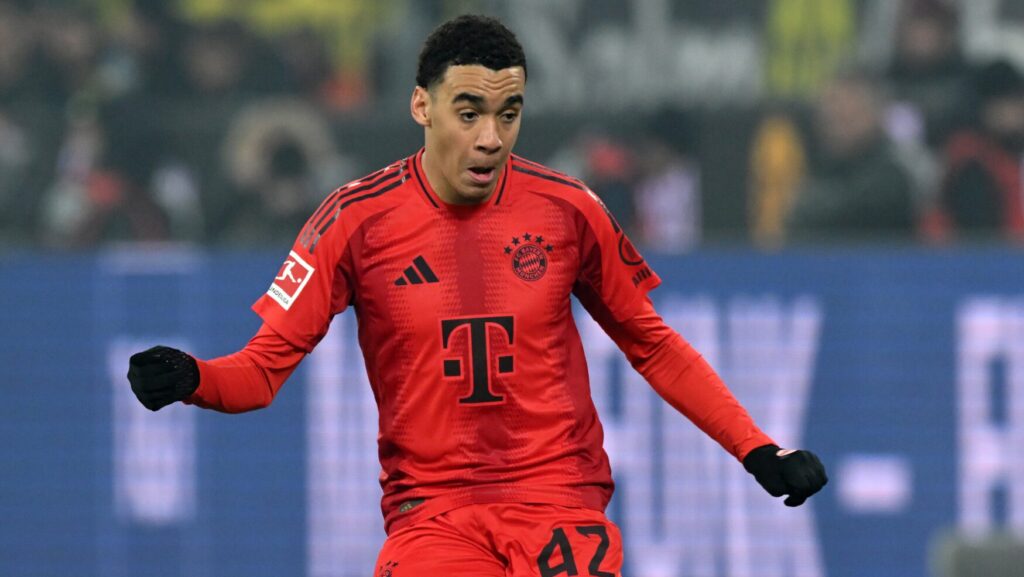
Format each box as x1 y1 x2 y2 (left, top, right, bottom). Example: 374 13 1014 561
0 0 367 248
555 0 1024 249
1 0 1023 250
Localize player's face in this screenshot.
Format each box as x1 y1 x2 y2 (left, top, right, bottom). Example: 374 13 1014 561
411 64 525 205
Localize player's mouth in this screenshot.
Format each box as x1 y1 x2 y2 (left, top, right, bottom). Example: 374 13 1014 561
467 165 496 185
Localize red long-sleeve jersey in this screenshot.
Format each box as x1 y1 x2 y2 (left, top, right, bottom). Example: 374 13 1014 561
187 150 774 534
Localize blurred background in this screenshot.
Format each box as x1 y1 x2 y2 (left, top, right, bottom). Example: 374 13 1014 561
2 1 1024 576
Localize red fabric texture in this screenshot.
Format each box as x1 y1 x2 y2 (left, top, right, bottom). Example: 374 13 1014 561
185 323 303 413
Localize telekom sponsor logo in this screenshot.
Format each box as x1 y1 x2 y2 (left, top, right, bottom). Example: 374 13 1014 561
268 251 314 310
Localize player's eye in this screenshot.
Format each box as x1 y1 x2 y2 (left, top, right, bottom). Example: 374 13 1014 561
459 111 479 122
501 110 520 123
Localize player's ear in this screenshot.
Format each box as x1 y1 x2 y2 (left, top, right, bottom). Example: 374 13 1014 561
411 86 431 128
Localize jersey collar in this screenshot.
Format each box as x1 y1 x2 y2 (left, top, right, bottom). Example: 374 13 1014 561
409 148 511 211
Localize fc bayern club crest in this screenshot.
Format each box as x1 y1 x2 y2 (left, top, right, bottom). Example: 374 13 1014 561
504 231 554 281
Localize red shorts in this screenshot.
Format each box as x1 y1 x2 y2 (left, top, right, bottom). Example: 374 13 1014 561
373 503 623 577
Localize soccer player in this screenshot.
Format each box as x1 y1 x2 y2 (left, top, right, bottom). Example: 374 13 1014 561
128 14 827 576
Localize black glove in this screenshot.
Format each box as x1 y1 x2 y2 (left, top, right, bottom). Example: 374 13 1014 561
127 346 200 411
743 444 828 507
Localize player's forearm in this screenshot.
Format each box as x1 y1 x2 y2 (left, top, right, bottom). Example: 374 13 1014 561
632 332 774 461
598 298 774 461
185 324 303 413
186 352 275 413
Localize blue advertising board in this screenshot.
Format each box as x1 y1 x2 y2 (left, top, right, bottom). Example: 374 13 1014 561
1 248 1021 577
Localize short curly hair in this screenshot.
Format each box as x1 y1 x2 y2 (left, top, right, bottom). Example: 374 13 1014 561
416 14 527 89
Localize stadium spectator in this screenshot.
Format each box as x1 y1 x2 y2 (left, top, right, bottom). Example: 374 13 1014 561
217 136 313 246
885 0 970 151
881 1 969 223
97 0 189 101
749 110 807 248
218 99 352 246
39 111 170 248
548 129 638 237
633 108 701 251
927 59 1024 242
107 102 206 243
0 1 39 105
0 3 63 245
275 27 337 105
0 109 33 245
32 4 101 105
180 22 251 100
786 68 916 242
764 0 856 99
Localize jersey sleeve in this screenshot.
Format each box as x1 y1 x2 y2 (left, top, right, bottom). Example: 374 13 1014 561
588 295 776 461
251 205 355 352
186 322 305 413
572 188 661 322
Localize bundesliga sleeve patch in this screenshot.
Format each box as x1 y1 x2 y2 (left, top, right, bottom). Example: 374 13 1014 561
267 251 315 310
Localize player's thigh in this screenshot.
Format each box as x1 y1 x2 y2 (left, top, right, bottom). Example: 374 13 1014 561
499 504 623 577
373 514 505 577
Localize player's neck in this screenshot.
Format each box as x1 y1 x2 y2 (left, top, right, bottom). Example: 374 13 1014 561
421 149 495 206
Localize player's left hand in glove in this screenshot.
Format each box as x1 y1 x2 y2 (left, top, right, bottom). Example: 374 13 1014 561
127 346 200 411
743 444 828 507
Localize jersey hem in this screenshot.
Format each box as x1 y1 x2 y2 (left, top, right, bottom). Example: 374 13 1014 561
382 484 610 535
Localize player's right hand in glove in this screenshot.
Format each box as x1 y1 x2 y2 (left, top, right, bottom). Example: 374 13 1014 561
127 346 200 411
743 444 828 506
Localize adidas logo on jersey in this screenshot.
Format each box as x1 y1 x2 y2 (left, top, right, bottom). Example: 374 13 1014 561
395 256 439 286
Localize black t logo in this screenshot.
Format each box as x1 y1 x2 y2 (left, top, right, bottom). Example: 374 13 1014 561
441 316 514 404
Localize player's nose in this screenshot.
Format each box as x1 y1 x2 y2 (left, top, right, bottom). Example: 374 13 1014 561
474 117 502 154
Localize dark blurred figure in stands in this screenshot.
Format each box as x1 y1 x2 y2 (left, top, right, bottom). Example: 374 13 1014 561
883 0 970 227
276 27 335 105
39 109 170 248
217 136 317 247
217 100 350 246
98 0 188 101
0 1 40 104
549 128 637 237
32 4 100 105
181 22 250 101
175 21 292 238
927 60 1024 242
885 0 970 151
220 137 313 246
181 21 288 100
786 68 915 242
0 2 35 245
106 107 205 243
633 108 701 252
0 106 33 246
97 3 205 243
